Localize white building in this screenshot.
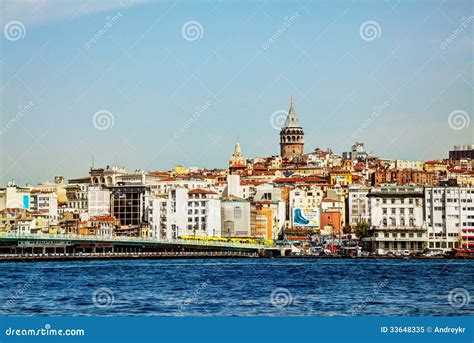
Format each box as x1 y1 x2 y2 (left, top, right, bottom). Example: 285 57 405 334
152 178 209 195
225 174 243 198
146 188 221 239
29 191 58 225
16 217 36 234
88 187 111 218
348 185 370 226
0 184 30 210
221 199 251 237
253 183 282 202
390 160 424 171
289 186 323 210
363 186 427 255
424 186 474 251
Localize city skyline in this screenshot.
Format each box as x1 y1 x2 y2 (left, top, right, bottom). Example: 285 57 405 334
1 0 472 185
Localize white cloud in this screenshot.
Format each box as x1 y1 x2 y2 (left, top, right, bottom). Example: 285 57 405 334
0 0 148 27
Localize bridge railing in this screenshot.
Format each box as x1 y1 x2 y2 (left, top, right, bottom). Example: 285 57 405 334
0 232 266 249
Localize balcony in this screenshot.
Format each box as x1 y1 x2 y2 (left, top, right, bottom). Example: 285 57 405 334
372 226 425 231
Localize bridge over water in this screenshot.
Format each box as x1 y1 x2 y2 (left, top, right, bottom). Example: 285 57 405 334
0 233 282 257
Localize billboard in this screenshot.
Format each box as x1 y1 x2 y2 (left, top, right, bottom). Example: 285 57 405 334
292 207 319 227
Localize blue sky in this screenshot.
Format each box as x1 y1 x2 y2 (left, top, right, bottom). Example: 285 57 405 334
0 0 472 184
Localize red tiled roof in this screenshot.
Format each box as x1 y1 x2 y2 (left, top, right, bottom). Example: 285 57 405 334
230 164 247 168
91 216 117 222
188 189 217 195
253 165 267 170
322 198 339 203
0 208 29 214
274 177 326 183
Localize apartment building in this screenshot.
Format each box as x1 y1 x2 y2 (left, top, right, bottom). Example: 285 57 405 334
424 186 474 250
363 186 427 255
347 185 370 226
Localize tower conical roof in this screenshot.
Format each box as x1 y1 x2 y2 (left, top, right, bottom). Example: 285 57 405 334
284 96 300 128
234 143 241 154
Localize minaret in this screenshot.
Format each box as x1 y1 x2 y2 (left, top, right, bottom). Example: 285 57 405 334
229 142 245 166
280 97 304 160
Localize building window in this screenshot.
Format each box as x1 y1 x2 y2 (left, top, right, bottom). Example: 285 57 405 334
234 206 242 219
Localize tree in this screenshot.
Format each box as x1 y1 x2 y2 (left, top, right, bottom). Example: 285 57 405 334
354 221 370 240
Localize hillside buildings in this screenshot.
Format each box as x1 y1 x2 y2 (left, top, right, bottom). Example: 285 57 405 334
0 99 472 254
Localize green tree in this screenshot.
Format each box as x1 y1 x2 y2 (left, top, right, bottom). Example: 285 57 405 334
354 221 370 240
